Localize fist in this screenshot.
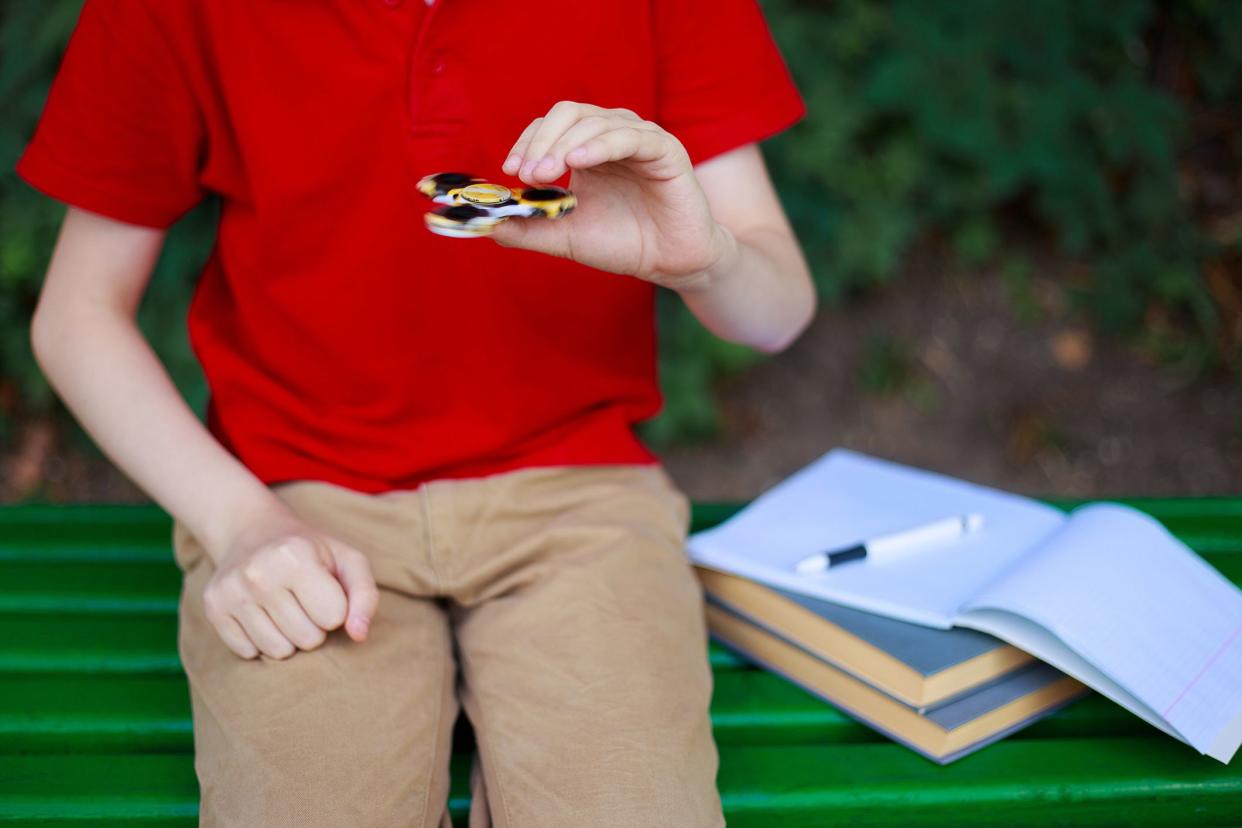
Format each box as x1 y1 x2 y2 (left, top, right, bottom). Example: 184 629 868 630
203 519 380 660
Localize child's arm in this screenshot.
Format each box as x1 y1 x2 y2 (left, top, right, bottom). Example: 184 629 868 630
31 207 379 658
662 142 815 355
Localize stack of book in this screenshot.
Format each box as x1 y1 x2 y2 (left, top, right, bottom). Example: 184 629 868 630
688 449 1242 764
697 566 1087 763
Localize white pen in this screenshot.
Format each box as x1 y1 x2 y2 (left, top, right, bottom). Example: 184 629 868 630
793 513 986 574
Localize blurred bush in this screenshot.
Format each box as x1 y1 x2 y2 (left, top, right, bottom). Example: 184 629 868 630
2 1 1240 454
650 0 1242 443
0 1 210 455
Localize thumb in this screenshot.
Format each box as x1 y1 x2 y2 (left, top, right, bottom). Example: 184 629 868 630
327 541 380 642
490 215 568 258
489 216 530 248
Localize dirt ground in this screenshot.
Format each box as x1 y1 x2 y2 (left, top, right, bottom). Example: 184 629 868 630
661 244 1242 503
5 243 1241 505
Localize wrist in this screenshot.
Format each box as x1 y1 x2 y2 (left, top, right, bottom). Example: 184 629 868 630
671 220 740 296
198 486 298 565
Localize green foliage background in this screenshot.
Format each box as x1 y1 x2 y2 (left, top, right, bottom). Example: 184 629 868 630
2 1 1240 452
647 0 1242 445
0 1 212 447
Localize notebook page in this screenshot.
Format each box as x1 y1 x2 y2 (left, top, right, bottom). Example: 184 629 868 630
687 449 1066 628
960 502 1242 759
955 608 1181 742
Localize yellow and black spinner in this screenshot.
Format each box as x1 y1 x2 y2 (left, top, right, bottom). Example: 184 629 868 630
417 172 576 237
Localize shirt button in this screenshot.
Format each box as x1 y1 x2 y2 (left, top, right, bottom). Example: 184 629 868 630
432 57 447 76
383 0 402 6
425 0 436 5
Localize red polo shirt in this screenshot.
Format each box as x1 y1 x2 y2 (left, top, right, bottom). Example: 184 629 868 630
18 0 805 494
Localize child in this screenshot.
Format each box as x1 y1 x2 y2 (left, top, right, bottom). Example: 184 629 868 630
19 1 813 825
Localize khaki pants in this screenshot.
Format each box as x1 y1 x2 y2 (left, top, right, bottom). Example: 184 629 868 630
171 463 724 827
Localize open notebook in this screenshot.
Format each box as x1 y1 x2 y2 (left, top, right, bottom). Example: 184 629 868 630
687 448 1242 763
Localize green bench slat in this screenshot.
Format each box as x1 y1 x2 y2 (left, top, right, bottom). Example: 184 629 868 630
0 754 198 825
2 739 1238 827
0 674 192 753
0 614 181 673
0 561 179 613
0 668 1157 755
0 752 463 825
716 739 1242 827
0 506 173 563
0 611 746 673
0 752 467 826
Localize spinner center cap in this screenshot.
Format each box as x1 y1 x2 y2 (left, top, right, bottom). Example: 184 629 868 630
459 183 512 205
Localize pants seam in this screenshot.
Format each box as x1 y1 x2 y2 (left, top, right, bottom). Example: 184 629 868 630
418 624 449 828
463 649 515 828
419 485 444 592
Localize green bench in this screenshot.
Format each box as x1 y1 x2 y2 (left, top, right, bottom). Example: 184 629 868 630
2 499 1241 826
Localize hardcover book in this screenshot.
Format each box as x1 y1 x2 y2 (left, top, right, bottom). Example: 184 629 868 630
688 448 1242 763
707 599 1088 764
697 566 1033 711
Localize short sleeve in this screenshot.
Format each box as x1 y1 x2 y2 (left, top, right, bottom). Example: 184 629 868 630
15 0 206 229
651 0 806 167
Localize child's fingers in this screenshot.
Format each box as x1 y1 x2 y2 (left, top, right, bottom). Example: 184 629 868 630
236 602 296 659
509 102 651 182
518 101 608 183
490 208 569 258
569 125 672 169
282 540 351 631
329 541 380 642
502 117 544 176
205 602 260 659
534 115 620 180
263 588 329 651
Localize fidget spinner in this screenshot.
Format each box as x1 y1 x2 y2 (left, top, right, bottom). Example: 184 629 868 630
417 172 576 238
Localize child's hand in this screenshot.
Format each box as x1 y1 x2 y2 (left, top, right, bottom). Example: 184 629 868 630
201 512 380 660
492 101 729 291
